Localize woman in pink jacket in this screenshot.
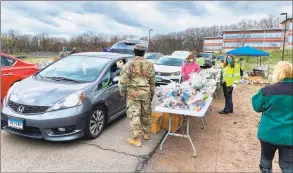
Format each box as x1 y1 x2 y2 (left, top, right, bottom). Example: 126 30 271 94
181 54 200 81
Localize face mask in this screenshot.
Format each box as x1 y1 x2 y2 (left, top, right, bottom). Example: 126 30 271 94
227 59 233 64
188 59 194 62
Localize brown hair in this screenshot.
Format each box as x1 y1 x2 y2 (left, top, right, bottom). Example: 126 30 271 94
223 54 236 68
272 61 293 83
186 53 195 63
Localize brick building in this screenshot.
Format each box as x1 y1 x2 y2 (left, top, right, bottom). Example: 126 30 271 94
203 17 293 52
280 17 293 49
202 36 223 52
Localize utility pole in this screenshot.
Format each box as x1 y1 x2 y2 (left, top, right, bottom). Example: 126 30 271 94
281 13 288 61
148 29 153 48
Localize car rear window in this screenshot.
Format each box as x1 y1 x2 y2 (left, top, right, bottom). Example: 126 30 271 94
156 57 184 66
1 56 16 66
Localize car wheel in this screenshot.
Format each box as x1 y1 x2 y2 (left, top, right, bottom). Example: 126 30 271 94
85 106 106 139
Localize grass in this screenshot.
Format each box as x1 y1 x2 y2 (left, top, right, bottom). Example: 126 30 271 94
22 57 55 64
11 53 57 64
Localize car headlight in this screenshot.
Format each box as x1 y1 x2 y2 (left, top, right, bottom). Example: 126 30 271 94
3 84 16 105
47 90 85 112
171 71 181 76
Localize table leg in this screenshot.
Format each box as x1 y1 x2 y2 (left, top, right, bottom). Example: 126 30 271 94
200 117 205 129
204 116 208 125
160 113 171 151
187 117 196 157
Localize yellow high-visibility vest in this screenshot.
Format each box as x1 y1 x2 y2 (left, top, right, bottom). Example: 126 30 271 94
223 63 241 86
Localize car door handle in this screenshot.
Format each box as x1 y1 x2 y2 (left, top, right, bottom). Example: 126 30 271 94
3 73 12 76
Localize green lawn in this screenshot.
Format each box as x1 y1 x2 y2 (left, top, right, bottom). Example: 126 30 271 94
11 54 56 64
22 57 55 64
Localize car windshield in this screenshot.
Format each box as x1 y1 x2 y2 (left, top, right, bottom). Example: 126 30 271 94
156 57 184 66
38 55 110 83
145 54 158 59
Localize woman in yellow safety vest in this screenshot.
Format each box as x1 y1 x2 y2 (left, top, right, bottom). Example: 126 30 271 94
219 55 241 114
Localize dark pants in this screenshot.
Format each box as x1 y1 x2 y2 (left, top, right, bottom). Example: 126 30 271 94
240 69 243 77
260 140 293 173
222 82 233 112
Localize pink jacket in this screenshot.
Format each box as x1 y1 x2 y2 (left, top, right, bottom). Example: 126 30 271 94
181 62 200 81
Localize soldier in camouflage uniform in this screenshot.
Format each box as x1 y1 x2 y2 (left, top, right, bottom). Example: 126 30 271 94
58 46 69 59
118 44 156 147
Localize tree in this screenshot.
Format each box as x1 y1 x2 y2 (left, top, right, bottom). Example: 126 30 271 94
0 14 283 54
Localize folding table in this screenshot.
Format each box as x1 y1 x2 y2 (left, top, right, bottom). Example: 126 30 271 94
155 97 213 157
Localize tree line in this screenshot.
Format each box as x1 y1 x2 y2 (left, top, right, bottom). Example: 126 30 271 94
1 15 281 55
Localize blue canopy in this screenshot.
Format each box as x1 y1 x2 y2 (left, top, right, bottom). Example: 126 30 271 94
226 46 269 56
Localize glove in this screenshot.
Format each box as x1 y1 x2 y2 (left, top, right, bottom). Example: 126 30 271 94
232 84 237 88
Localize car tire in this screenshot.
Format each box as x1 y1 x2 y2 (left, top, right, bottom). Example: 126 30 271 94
85 106 106 140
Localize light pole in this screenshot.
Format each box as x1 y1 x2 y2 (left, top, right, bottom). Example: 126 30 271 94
281 13 287 61
148 29 153 47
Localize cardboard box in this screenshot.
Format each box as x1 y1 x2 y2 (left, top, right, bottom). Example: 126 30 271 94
160 113 183 132
150 112 162 134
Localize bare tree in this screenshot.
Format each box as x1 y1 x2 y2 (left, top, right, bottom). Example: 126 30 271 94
0 14 283 54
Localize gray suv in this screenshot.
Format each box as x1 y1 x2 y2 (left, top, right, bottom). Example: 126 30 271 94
1 52 132 141
110 40 148 55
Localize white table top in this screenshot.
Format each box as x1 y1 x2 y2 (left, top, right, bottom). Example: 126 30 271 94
155 97 213 117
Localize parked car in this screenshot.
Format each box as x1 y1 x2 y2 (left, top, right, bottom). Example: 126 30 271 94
1 52 133 141
1 53 40 102
144 52 163 63
217 55 225 61
110 40 148 55
154 56 185 84
198 52 216 68
171 51 192 59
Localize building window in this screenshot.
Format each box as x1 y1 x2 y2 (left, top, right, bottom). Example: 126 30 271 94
223 42 281 47
204 39 223 43
204 46 222 50
288 36 293 43
264 33 282 38
224 32 282 39
286 23 292 29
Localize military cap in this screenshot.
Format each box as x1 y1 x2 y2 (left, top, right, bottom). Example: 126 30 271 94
134 44 146 51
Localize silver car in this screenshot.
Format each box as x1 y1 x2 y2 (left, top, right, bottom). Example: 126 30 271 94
1 52 132 141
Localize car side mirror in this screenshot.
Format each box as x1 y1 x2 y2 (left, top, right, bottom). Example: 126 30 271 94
112 76 120 84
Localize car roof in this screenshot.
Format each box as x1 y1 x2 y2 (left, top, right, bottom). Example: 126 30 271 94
71 52 132 59
117 40 148 45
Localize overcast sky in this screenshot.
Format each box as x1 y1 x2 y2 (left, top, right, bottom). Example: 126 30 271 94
1 1 292 39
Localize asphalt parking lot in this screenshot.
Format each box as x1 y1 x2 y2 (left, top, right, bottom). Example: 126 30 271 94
1 113 165 172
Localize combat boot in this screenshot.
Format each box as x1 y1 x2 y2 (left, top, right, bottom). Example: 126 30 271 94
143 133 150 140
127 138 142 147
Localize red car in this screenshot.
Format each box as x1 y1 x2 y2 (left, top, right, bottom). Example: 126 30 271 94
1 53 40 101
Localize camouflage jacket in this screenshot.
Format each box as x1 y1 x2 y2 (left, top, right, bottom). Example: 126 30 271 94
118 56 156 101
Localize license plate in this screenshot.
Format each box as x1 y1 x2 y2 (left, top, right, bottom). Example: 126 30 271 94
8 117 24 130
156 77 162 81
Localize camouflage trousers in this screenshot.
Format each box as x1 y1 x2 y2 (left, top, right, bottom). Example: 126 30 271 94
126 99 151 139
